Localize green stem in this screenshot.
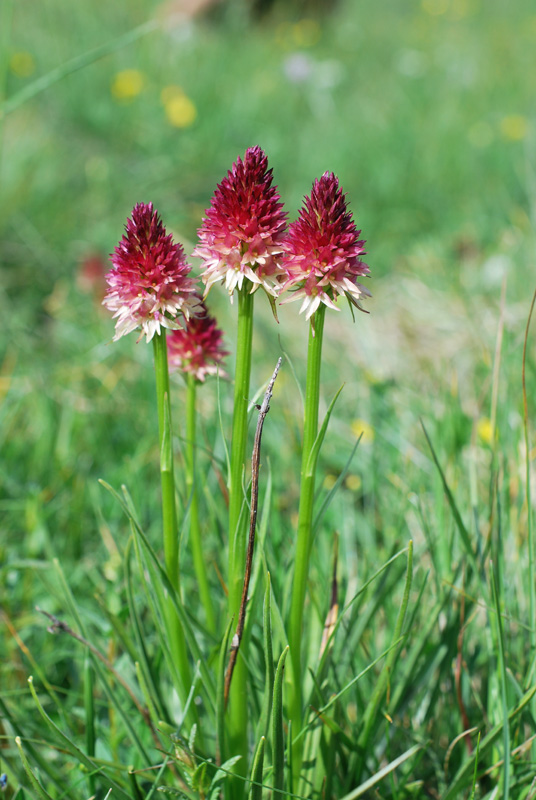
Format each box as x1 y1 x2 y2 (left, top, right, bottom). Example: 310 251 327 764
288 304 326 784
186 373 216 632
83 655 96 799
152 332 191 700
227 286 255 791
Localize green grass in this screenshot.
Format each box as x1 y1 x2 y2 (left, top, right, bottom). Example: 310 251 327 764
1 0 536 797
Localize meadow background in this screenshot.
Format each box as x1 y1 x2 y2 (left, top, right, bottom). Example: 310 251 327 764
1 0 536 797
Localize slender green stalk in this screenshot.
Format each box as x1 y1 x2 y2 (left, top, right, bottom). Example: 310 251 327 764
522 288 536 759
152 332 191 700
227 286 255 791
186 372 216 632
288 304 326 782
0 19 159 117
83 655 96 799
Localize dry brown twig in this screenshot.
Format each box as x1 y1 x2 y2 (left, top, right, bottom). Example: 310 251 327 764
224 357 282 706
36 606 157 732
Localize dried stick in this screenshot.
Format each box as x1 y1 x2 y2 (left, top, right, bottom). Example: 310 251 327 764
37 606 150 724
224 357 282 706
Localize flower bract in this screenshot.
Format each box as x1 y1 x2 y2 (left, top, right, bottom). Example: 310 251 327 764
167 298 229 382
104 202 199 342
193 146 288 299
281 172 370 319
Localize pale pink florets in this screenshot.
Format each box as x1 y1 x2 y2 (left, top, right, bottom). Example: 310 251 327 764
167 299 229 382
281 173 370 320
104 203 200 342
193 146 288 300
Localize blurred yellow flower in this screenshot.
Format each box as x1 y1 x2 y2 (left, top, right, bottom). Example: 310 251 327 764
351 419 375 444
111 69 145 101
345 474 362 492
10 51 35 78
161 86 197 128
477 417 493 445
293 19 321 47
323 474 337 490
421 0 449 15
500 115 529 141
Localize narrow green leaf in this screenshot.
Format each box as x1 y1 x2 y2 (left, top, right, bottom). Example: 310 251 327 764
131 525 186 701
128 767 145 800
313 547 408 690
15 738 55 800
125 536 166 721
305 385 344 479
442 684 536 800
272 646 289 797
248 466 273 607
295 639 403 747
249 736 265 800
216 618 234 764
208 755 243 799
421 423 482 582
313 434 362 532
256 572 275 743
83 655 96 798
357 540 414 765
145 759 170 800
26 678 131 800
339 744 422 800
491 561 510 799
135 661 159 730
0 697 64 791
99 479 217 709
53 557 152 764
469 732 481 800
286 720 293 798
0 20 159 116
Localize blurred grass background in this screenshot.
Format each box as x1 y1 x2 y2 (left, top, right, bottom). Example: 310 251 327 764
1 0 536 795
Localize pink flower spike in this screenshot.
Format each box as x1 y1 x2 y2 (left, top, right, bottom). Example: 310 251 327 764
281 172 371 320
167 298 229 382
193 146 288 301
104 202 200 342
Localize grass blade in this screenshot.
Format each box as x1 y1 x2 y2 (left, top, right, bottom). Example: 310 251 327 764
421 423 481 582
339 744 422 800
26 677 131 800
99 479 217 708
272 646 289 797
216 618 234 765
442 684 536 799
491 560 510 799
249 736 266 800
356 540 413 772
15 737 55 800
256 572 274 743
0 19 159 116
305 385 344 479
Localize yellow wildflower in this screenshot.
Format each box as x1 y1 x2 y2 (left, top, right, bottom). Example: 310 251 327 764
351 419 375 445
500 115 529 142
111 69 145 101
293 19 321 47
477 417 493 445
345 474 362 492
10 51 35 78
161 86 197 128
323 474 337 490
